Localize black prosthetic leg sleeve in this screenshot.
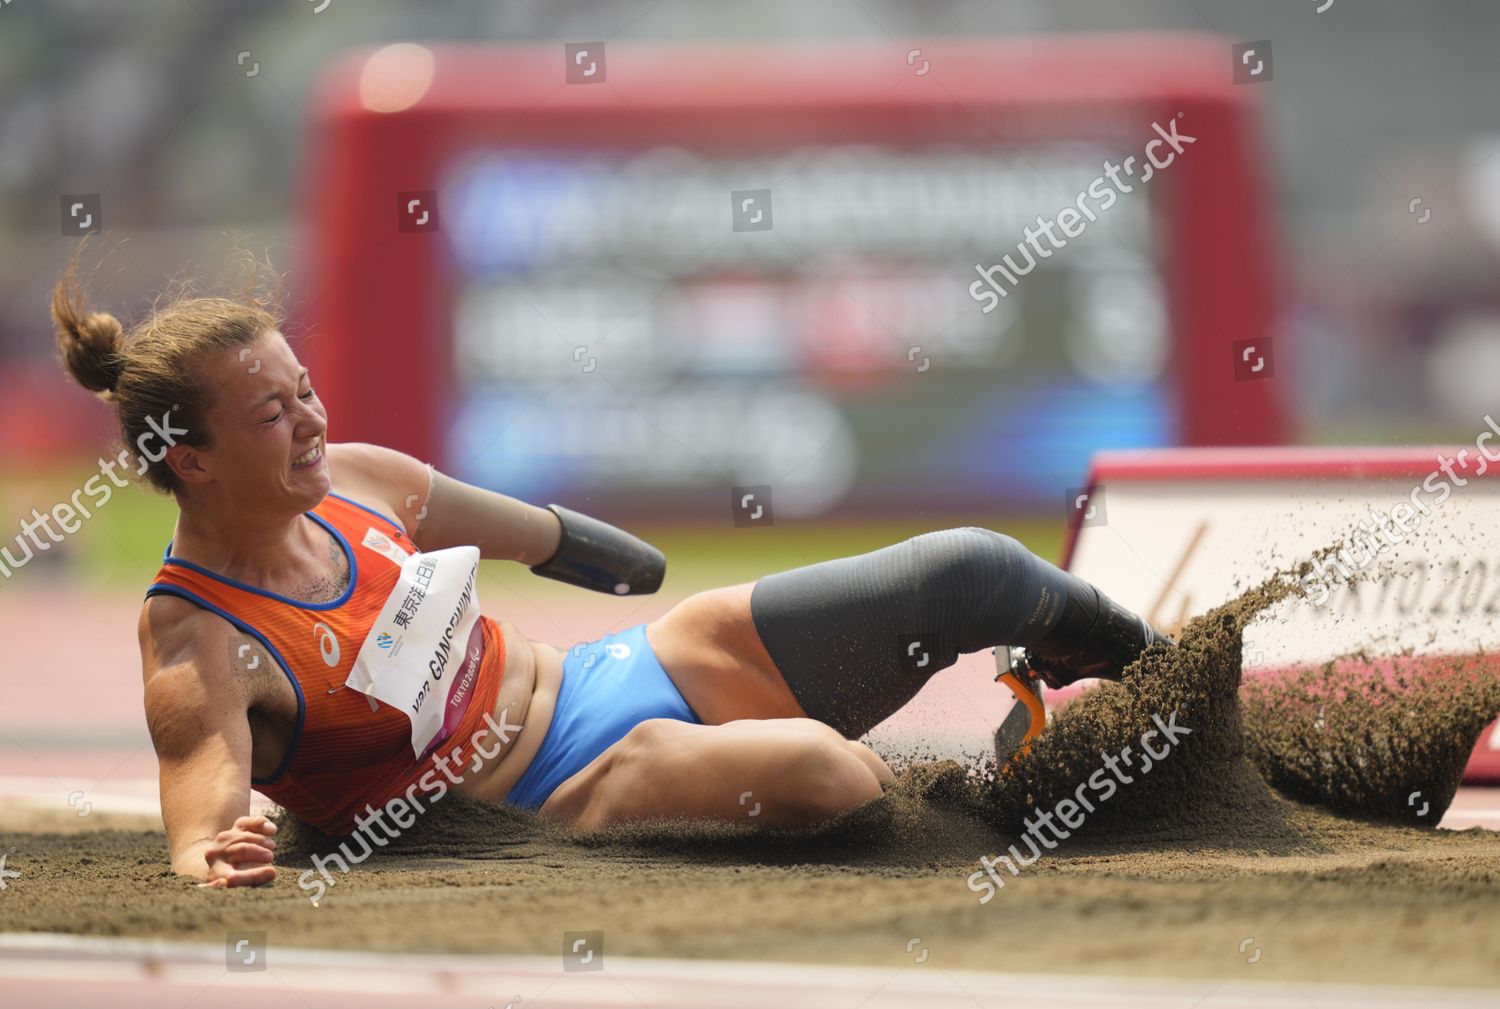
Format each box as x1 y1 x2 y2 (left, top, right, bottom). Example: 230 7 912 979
748 527 1091 738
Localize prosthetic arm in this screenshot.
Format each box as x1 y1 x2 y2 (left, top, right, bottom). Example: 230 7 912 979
528 504 666 596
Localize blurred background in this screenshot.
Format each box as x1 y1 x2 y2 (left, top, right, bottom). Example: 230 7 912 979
2 0 1499 591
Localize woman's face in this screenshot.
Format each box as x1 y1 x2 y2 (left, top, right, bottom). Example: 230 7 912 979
190 330 331 514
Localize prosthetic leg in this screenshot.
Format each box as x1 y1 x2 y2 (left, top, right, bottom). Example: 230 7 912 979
746 526 1171 767
992 646 1048 772
990 581 1174 773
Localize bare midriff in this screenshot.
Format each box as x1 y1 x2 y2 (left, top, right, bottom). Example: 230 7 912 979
449 621 563 803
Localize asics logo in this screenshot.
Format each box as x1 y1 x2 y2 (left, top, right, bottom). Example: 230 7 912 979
313 622 341 667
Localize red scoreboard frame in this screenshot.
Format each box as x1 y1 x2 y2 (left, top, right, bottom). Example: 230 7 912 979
296 35 1286 470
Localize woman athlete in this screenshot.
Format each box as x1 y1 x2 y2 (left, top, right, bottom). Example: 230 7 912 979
52 258 1168 889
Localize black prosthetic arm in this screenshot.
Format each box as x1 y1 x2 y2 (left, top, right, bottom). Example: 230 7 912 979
528 504 666 596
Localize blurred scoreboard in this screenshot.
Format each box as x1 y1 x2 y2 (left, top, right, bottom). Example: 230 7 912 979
301 38 1283 517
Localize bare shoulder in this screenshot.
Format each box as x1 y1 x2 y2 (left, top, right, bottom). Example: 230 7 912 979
141 594 221 660
139 595 238 690
138 596 248 754
326 441 430 534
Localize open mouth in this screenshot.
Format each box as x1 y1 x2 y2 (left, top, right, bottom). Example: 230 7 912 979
293 441 324 469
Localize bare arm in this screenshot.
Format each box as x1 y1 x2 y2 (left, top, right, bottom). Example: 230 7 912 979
326 441 663 593
140 598 277 885
417 470 563 563
327 441 562 564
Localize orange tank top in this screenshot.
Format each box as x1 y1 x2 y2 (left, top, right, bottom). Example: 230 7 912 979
146 492 505 836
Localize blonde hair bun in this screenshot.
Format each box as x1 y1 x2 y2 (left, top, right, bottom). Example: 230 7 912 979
54 303 125 396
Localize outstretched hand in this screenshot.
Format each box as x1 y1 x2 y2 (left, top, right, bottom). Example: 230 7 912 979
199 815 277 888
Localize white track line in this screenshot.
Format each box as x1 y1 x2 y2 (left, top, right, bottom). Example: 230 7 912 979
0 933 1492 1009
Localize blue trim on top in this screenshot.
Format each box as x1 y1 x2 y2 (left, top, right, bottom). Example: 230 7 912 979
161 511 358 611
144 583 307 787
326 491 406 537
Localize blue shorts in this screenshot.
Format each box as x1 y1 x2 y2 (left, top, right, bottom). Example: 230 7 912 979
505 623 701 811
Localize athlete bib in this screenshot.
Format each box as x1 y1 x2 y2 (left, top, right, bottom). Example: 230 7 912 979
344 540 485 758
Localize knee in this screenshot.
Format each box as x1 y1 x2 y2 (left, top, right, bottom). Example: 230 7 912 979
952 526 1029 570
786 727 886 823
907 526 1029 583
848 740 896 786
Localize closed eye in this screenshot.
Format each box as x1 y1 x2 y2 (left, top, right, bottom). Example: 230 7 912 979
261 389 315 424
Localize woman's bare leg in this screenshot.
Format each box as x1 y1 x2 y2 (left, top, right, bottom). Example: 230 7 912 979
645 582 804 724
538 717 893 831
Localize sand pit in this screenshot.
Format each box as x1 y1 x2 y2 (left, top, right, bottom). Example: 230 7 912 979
4 574 1499 987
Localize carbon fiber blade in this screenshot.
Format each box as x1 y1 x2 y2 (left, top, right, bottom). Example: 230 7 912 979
993 646 1046 770
993 699 1036 766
